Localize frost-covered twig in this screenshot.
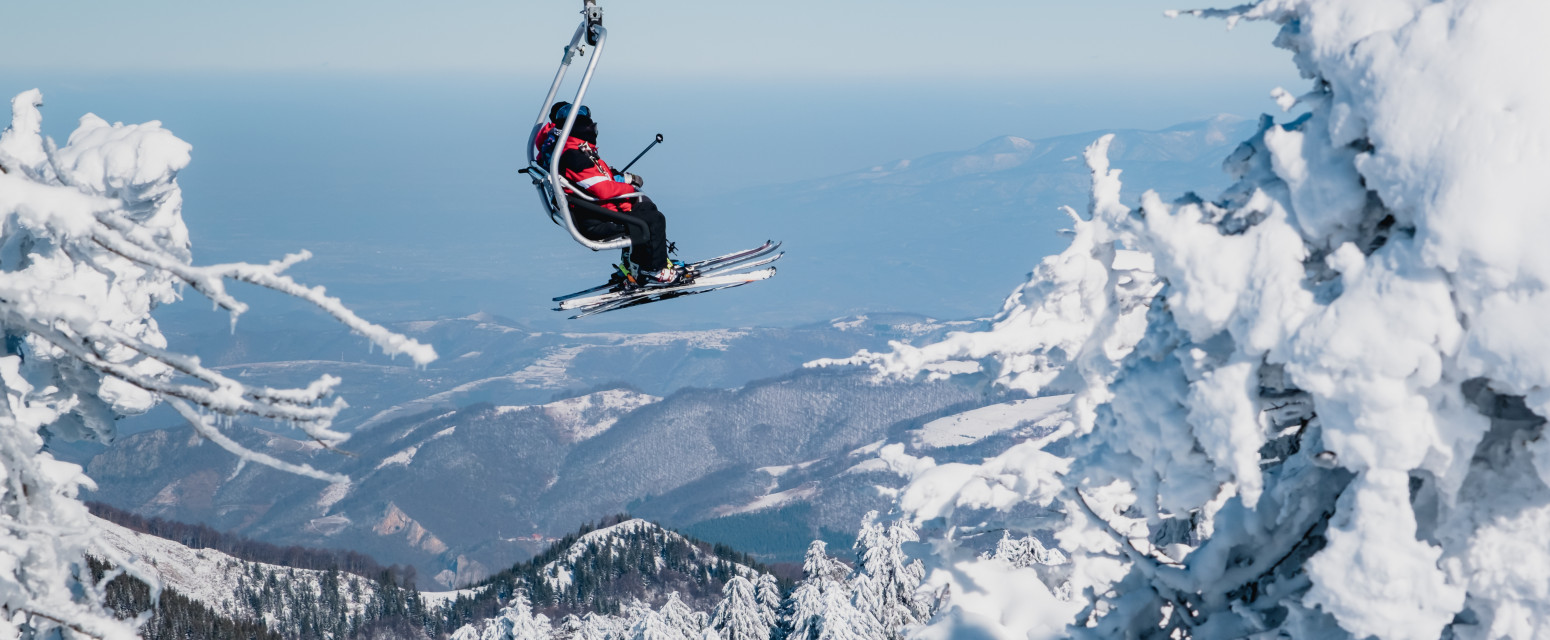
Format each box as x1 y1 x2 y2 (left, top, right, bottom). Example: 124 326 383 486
92 211 436 366
170 399 348 483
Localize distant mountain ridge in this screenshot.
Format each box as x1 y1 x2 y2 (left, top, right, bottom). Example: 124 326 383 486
75 314 990 588
717 114 1261 321
802 114 1249 190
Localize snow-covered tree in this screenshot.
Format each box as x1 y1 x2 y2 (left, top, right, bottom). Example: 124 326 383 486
848 513 927 638
623 599 679 640
984 532 1071 601
710 576 768 640
0 90 435 638
451 593 554 640
659 592 709 639
783 541 877 640
826 0 1550 638
554 612 624 640
752 573 782 631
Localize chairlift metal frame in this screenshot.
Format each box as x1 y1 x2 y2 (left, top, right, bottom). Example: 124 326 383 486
525 0 646 252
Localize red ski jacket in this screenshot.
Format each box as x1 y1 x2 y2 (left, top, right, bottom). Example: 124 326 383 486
533 123 636 212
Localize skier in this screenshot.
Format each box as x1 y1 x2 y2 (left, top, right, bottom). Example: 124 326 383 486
529 0 781 318
535 102 682 285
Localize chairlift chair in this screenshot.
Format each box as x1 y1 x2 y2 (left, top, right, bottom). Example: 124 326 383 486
523 0 648 252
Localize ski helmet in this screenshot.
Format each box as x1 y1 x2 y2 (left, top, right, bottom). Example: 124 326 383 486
552 103 591 124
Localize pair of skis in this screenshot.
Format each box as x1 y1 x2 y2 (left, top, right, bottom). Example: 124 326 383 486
554 241 783 318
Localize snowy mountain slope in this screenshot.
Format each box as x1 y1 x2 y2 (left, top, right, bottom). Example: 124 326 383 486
536 519 762 594
438 515 781 632
628 391 1074 563
908 395 1070 449
495 388 662 442
92 516 382 631
534 368 987 534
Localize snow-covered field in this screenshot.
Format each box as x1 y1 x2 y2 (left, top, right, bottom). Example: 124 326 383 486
497 388 662 441
909 395 1070 449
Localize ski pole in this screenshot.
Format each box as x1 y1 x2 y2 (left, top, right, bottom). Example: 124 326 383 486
620 134 664 174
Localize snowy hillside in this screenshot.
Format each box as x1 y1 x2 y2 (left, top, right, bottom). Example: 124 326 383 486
92 516 376 624
825 0 1550 638
530 518 765 607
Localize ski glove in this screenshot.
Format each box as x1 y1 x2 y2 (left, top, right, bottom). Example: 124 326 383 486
616 172 644 189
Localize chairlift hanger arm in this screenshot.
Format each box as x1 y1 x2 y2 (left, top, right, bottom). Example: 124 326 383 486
583 0 604 45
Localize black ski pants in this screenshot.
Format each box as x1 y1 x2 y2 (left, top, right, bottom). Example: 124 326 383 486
574 196 669 271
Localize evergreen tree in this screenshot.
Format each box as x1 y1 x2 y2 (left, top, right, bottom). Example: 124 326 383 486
580 612 626 640
849 514 927 639
624 600 679 640
710 577 769 640
452 592 554 640
753 573 782 631
555 614 618 640
782 541 877 640
660 591 709 638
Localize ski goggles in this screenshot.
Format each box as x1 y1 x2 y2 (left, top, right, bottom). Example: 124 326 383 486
554 104 590 122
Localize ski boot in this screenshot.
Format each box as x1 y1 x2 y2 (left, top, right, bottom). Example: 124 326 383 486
647 259 690 286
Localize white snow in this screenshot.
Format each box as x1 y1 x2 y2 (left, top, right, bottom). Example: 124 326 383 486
910 395 1071 449
559 328 749 350
720 484 820 517
831 315 869 331
315 481 351 513
495 388 661 441
755 457 822 478
376 444 420 469
423 585 488 608
850 440 887 457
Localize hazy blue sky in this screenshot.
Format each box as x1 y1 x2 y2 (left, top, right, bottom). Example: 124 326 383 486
6 1 1289 80
1 2 1305 331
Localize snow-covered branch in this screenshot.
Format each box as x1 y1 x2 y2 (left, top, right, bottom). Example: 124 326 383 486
0 88 438 637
